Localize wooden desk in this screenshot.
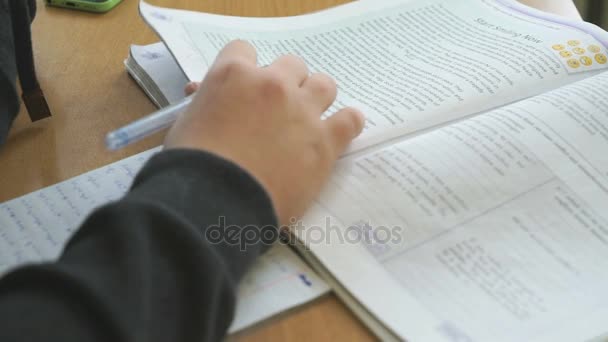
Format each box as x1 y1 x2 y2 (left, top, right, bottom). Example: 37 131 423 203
0 0 581 341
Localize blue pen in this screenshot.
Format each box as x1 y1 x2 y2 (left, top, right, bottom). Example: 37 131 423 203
105 94 194 150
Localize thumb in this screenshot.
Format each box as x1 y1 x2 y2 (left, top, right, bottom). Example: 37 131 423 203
325 107 365 157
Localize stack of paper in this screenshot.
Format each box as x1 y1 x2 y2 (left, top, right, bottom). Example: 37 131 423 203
125 43 189 107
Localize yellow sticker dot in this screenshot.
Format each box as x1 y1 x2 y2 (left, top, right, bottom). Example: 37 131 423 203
560 50 572 58
573 47 586 55
595 53 607 64
580 56 593 66
567 59 581 68
568 40 581 46
589 45 602 53
552 44 565 51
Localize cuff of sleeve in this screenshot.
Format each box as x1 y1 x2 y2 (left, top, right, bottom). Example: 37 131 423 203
127 148 280 252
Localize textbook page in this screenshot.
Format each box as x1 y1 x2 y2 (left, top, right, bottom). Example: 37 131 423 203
140 0 608 153
0 148 329 334
297 70 608 341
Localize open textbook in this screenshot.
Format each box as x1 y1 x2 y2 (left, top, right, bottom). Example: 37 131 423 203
141 0 608 154
136 0 608 341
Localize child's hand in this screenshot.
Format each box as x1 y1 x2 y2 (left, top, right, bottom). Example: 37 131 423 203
165 40 364 225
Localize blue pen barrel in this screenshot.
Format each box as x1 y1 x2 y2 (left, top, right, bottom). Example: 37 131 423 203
105 95 193 150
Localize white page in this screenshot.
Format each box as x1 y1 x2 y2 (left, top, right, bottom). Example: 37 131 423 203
518 0 581 19
297 70 608 341
0 148 329 334
140 0 608 154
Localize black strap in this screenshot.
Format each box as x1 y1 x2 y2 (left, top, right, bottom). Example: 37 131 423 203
9 0 51 122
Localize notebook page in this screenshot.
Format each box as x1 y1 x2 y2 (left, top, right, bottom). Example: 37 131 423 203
298 71 608 341
140 0 608 155
0 148 329 333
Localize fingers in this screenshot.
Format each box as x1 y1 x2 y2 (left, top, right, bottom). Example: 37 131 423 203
184 82 200 96
301 73 337 113
268 54 309 86
325 107 365 157
213 40 258 67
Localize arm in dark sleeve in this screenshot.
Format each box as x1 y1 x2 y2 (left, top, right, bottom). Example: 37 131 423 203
0 0 20 145
0 149 279 342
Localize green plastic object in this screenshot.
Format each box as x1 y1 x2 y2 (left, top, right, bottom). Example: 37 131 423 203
46 0 123 13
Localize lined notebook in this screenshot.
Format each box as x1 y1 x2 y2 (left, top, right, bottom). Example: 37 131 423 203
0 147 329 333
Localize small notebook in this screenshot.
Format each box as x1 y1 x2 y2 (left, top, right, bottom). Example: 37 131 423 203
0 146 330 334
125 43 189 107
